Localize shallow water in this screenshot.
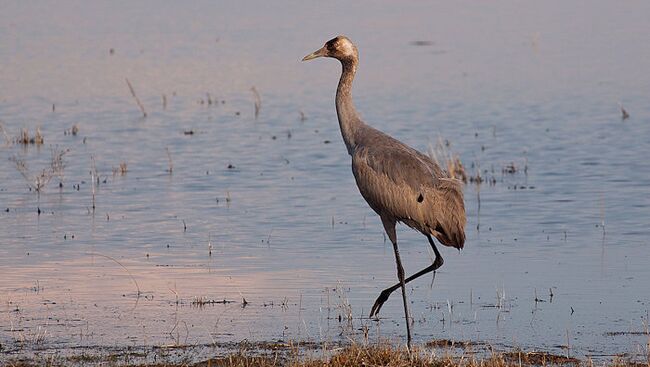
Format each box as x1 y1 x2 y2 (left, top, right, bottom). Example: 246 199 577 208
1 0 650 362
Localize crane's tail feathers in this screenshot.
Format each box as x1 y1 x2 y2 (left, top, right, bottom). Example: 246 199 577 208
432 178 466 250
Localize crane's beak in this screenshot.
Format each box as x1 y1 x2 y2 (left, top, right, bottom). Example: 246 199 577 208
302 46 326 61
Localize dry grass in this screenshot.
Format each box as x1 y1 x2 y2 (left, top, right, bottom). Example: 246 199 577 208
199 343 648 367
3 342 649 367
429 138 467 183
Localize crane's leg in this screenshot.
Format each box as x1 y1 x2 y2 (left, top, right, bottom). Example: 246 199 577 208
380 216 412 350
370 234 443 318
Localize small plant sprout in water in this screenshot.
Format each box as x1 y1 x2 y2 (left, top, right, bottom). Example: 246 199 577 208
208 234 213 256
619 102 630 120
165 147 173 174
238 291 248 308
64 124 79 136
251 86 261 119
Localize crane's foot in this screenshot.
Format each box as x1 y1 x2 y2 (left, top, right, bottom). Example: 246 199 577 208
369 288 393 318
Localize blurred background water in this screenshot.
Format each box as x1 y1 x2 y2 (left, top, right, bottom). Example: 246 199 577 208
1 0 649 361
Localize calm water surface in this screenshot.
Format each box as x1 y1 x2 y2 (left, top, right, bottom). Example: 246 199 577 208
1 1 650 362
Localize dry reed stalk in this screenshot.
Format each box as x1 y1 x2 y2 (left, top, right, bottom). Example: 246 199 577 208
126 78 147 118
90 155 97 210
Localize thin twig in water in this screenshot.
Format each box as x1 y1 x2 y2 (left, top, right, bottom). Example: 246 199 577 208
126 78 147 118
251 86 261 119
88 252 142 298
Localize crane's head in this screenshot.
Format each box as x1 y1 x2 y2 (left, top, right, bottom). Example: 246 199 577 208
302 35 358 63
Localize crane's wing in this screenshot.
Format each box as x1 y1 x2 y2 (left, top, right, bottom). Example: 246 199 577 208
351 134 465 249
357 139 444 193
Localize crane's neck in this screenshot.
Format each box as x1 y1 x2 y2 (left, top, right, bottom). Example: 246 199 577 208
336 58 363 155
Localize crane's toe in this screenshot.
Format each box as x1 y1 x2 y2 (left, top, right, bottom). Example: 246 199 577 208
369 288 392 318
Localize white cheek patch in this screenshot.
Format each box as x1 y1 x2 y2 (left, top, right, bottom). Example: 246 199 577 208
338 40 354 56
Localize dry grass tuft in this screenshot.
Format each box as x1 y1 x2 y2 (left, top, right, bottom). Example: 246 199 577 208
17 127 44 145
4 342 649 367
429 138 467 183
501 350 580 365
64 124 79 136
112 161 128 176
196 353 284 367
299 344 421 367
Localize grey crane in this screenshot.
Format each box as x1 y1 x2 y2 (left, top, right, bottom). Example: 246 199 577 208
302 36 466 349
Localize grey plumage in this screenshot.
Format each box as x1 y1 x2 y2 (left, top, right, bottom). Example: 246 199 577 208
303 36 466 350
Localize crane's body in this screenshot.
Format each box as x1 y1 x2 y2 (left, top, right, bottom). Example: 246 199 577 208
303 36 466 350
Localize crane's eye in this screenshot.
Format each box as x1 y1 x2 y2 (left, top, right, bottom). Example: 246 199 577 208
326 38 339 51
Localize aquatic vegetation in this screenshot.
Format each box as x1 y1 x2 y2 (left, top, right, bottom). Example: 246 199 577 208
428 138 467 183
9 147 68 192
